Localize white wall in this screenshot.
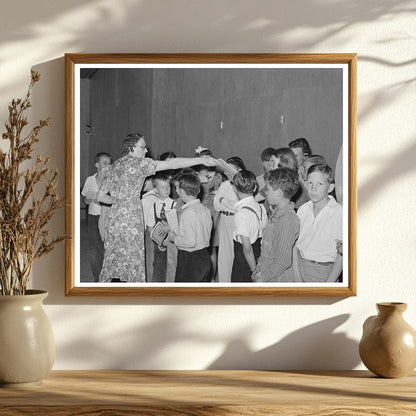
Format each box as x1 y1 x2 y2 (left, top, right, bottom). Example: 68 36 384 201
1 0 415 370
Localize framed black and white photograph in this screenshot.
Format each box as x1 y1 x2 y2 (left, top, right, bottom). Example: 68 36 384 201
65 53 356 296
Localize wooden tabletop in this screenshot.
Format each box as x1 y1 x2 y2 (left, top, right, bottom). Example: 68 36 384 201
1 370 415 415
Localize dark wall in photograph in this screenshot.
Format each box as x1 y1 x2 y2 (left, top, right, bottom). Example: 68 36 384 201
81 67 343 182
80 78 91 183
82 68 152 177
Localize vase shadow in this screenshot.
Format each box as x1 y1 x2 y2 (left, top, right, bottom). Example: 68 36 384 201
207 314 360 371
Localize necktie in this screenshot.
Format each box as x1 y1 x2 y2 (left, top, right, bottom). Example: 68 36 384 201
160 202 166 222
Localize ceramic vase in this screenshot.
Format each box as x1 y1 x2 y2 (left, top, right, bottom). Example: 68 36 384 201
359 302 416 378
0 290 55 387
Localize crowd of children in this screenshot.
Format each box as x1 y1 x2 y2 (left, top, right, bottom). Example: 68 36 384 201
83 137 343 283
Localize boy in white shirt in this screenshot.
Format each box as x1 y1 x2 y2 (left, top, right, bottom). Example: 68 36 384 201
231 170 267 283
293 164 343 282
81 152 112 281
142 173 176 282
169 172 212 282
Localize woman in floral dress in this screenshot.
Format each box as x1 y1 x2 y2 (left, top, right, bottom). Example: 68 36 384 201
97 133 216 283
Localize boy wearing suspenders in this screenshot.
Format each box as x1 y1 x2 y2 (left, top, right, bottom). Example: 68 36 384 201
231 170 267 282
142 173 176 282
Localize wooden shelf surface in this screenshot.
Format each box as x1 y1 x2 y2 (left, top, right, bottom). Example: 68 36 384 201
0 370 415 415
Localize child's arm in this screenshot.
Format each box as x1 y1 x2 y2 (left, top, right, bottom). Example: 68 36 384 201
327 210 343 282
217 197 236 212
83 192 96 205
292 246 303 282
170 211 197 249
81 178 96 204
326 254 343 282
141 198 155 229
336 239 343 256
240 235 257 273
213 182 236 212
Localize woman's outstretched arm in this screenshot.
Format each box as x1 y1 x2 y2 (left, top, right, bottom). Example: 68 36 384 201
155 156 217 172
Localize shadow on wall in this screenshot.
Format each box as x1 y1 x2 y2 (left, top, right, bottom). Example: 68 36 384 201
53 309 359 370
1 1 414 50
359 138 416 210
207 314 360 370
0 0 414 97
53 308 213 369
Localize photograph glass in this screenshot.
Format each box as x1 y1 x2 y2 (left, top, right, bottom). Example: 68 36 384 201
65 54 356 296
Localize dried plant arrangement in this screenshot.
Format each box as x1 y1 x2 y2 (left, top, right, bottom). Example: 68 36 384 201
0 71 66 295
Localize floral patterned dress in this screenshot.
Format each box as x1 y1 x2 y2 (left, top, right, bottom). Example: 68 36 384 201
98 155 156 283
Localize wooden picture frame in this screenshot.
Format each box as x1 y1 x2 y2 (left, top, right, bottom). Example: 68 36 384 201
65 53 356 297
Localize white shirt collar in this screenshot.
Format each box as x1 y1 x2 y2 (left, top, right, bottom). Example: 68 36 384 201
304 195 338 211
182 198 200 210
234 195 255 210
156 197 170 205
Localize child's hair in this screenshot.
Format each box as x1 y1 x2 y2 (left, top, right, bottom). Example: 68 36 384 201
289 137 312 157
307 164 335 183
152 172 171 187
121 133 144 156
94 152 112 164
274 147 298 171
226 156 246 171
194 146 213 157
260 147 275 162
232 170 257 194
264 168 300 199
177 172 201 197
180 167 198 175
159 151 176 160
304 154 326 166
172 168 197 183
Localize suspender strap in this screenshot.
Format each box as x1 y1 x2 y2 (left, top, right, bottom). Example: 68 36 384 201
242 205 262 221
153 203 159 222
241 205 263 240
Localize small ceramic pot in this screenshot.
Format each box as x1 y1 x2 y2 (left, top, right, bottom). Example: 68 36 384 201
0 290 55 387
359 302 416 378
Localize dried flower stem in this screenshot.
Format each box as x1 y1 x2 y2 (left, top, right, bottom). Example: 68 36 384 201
0 71 66 295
